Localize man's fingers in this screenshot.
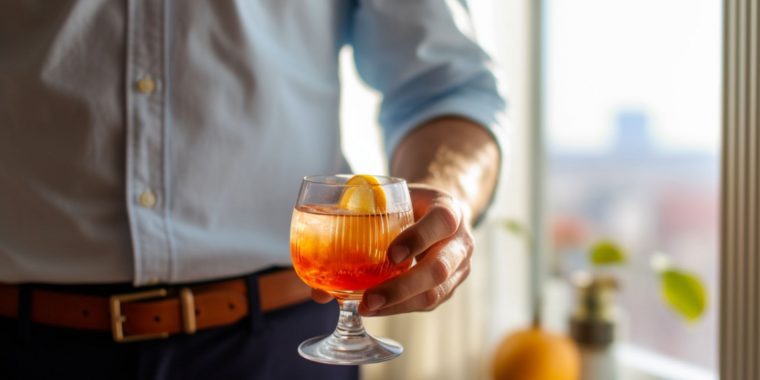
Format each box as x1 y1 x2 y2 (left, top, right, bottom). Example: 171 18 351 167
311 288 333 304
362 264 471 316
361 230 472 313
388 200 461 264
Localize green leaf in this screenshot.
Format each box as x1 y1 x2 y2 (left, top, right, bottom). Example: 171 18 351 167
661 269 707 321
589 240 627 266
503 219 530 239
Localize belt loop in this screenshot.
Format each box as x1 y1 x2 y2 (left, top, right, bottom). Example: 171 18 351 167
245 272 265 333
16 285 31 344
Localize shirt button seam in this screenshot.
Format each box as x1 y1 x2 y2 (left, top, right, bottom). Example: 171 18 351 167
135 75 156 94
138 190 157 208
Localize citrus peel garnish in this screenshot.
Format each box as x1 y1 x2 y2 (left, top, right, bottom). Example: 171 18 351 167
338 174 387 213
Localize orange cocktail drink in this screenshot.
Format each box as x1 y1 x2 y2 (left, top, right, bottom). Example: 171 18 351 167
291 205 413 297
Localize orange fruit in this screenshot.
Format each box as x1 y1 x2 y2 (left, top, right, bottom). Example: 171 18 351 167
338 174 387 214
491 327 580 380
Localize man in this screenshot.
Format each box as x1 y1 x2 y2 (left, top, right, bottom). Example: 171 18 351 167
0 1 504 379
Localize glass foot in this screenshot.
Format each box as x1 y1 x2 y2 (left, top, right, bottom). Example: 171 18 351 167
298 333 403 365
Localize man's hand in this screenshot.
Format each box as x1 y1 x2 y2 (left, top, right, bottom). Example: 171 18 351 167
310 184 474 316
359 184 472 315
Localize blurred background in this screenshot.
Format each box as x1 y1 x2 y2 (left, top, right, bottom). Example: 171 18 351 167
340 0 720 379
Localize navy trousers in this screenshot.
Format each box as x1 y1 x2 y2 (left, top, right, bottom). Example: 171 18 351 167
0 272 358 380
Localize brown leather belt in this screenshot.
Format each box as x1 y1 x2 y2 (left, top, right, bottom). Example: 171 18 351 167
0 269 312 343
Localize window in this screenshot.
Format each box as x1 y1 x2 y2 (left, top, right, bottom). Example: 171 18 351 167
544 0 721 373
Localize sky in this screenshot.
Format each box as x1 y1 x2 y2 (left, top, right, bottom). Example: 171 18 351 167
544 0 722 155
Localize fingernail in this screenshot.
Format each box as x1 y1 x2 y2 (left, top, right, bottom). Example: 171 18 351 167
389 245 409 264
365 294 385 311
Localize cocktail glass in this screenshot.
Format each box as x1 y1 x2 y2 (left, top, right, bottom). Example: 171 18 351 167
290 174 414 365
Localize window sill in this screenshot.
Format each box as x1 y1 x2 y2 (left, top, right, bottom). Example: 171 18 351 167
618 343 716 380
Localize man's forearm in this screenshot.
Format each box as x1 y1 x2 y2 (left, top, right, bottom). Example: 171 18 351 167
390 116 501 224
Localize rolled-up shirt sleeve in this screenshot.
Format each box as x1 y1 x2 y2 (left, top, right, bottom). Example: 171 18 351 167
350 0 507 158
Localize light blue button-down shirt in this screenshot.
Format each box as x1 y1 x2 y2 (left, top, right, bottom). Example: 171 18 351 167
0 0 505 286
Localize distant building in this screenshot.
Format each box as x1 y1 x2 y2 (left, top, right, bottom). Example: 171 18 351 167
613 110 653 156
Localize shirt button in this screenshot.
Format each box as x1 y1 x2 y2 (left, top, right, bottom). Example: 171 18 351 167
135 75 156 94
138 190 157 208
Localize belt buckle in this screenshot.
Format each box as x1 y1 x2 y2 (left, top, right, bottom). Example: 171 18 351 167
109 288 171 343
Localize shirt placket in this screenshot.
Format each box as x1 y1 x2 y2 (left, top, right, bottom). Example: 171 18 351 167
125 0 173 286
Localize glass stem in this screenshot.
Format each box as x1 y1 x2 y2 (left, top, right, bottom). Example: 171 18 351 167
333 299 367 339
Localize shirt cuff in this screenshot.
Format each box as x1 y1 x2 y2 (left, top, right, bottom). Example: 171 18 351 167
382 88 507 160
